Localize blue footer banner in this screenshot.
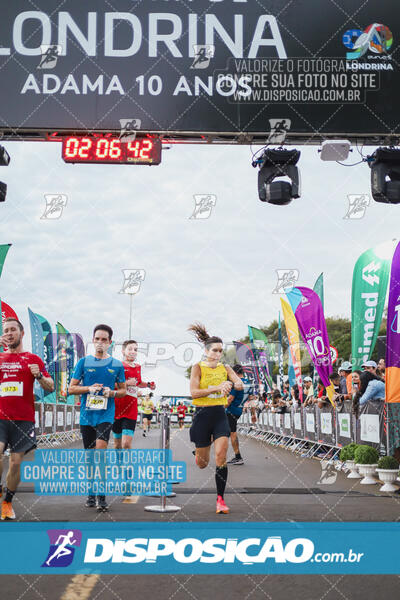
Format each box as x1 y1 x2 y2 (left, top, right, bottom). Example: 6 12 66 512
1 522 400 574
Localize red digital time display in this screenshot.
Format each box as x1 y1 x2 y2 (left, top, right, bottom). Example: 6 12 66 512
62 136 162 165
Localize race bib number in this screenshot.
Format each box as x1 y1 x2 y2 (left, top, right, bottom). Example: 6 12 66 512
127 385 137 396
86 395 108 410
0 381 23 396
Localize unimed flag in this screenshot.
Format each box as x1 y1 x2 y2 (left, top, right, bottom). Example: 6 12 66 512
313 272 324 310
351 244 394 370
286 286 335 406
248 326 274 391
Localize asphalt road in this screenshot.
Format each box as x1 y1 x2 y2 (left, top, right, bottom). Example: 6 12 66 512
1 426 399 599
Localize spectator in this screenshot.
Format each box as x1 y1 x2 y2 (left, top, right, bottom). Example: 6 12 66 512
271 390 287 413
247 394 258 417
338 361 353 395
316 379 328 409
361 360 378 376
257 395 265 416
303 377 314 404
351 369 363 417
270 390 282 411
377 358 386 380
358 370 385 406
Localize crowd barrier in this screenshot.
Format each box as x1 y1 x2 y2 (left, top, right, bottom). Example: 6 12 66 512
34 403 81 447
137 413 193 426
237 400 387 462
33 404 195 447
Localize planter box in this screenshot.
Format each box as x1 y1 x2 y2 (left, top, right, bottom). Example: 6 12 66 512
356 463 378 485
376 468 399 492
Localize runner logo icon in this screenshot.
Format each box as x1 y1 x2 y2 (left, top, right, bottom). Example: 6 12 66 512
42 529 82 568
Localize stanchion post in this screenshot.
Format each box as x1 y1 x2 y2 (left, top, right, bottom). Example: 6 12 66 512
145 409 181 513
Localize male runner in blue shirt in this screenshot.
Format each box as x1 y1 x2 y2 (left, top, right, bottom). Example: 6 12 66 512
69 324 126 512
226 364 255 465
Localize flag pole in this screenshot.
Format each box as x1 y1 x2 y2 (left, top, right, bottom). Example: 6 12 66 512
129 293 134 338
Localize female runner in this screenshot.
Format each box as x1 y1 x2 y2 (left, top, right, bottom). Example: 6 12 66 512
188 323 244 514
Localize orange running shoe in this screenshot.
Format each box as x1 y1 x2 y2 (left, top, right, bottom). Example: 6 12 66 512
1 501 15 520
216 495 229 514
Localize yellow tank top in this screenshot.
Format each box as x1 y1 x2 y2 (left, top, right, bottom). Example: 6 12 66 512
142 399 153 413
193 361 228 406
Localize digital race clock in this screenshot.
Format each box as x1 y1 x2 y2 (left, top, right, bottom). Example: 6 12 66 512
61 136 162 165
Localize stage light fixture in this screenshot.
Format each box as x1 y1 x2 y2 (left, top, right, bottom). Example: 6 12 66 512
369 147 400 204
0 145 10 166
0 144 10 203
256 148 301 205
0 182 6 202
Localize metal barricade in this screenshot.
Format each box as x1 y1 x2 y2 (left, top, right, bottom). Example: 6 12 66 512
40 404 55 447
303 406 317 442
34 403 43 438
335 401 354 447
293 408 303 440
317 406 335 447
356 400 386 453
236 399 388 459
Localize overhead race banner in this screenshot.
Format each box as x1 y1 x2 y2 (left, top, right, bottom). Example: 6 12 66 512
0 2 398 138
351 243 393 370
286 287 335 406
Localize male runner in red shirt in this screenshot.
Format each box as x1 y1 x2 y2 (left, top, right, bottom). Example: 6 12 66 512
0 318 54 520
113 340 155 451
177 402 187 430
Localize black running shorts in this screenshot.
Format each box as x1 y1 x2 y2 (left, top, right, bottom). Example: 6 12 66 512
112 417 137 436
190 406 230 448
80 422 113 448
0 419 36 454
226 412 239 433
